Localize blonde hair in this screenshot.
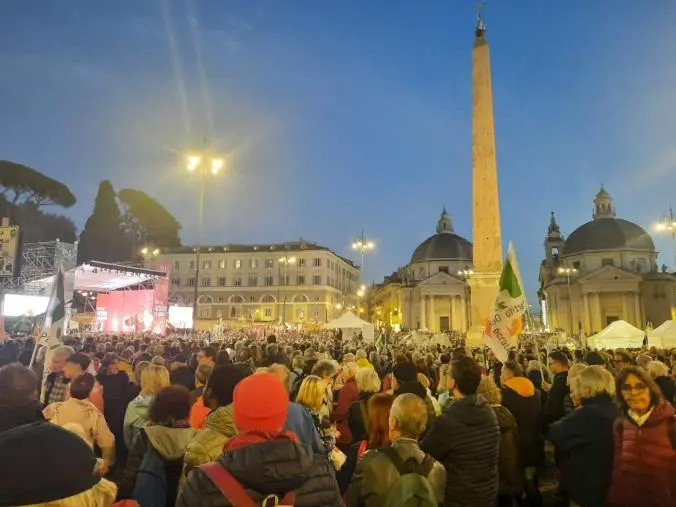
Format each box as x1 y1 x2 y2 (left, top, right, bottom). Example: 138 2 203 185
141 364 170 395
566 363 588 386
647 360 670 379
343 361 359 380
23 478 117 507
356 368 381 393
296 375 326 412
571 365 615 401
477 375 502 405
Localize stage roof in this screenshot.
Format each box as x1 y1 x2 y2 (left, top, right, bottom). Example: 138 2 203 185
24 261 167 293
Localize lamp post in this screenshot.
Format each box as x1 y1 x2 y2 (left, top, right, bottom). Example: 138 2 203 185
352 231 375 285
278 255 296 325
654 207 676 269
187 153 224 330
558 266 578 336
457 267 474 329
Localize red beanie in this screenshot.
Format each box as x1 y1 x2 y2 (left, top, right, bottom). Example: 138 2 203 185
233 373 289 432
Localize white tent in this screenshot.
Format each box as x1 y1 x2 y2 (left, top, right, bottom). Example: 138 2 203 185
587 320 645 349
323 311 375 342
648 320 676 348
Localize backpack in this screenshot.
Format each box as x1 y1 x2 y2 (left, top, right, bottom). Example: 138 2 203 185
289 372 307 402
132 446 168 507
200 462 296 507
379 447 437 507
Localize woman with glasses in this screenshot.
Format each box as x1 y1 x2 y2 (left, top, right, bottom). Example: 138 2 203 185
607 367 676 507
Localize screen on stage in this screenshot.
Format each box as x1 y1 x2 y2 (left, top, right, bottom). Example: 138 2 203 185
96 288 168 334
3 294 50 317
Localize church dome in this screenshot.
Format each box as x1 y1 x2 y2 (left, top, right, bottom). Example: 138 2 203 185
410 208 473 263
563 187 656 255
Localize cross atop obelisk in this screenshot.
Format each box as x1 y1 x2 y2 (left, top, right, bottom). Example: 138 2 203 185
467 2 504 346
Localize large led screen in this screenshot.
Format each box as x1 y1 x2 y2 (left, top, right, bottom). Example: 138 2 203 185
2 294 50 317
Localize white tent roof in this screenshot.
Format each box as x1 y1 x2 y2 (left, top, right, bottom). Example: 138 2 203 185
322 311 370 330
648 320 676 347
588 320 645 349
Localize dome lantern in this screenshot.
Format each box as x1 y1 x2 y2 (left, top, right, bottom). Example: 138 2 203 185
436 206 454 234
593 185 616 220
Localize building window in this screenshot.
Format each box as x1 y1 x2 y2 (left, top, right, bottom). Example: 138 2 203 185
313 258 321 267
201 277 211 287
248 275 258 286
312 308 320 318
298 258 306 267
202 260 211 270
171 277 180 286
218 259 226 269
279 275 290 285
250 259 258 269
187 277 196 287
248 295 256 302
189 260 195 270
265 259 274 268
199 309 209 318
234 277 242 286
297 275 305 285
264 308 272 317
313 296 321 302
601 258 615 267
217 296 225 303
439 266 449 274
572 261 581 270
174 260 180 270
234 260 241 269
264 276 274 286
217 277 226 287
313 275 322 285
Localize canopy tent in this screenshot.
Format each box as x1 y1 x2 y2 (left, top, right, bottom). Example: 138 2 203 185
587 320 646 349
323 311 375 342
648 320 676 348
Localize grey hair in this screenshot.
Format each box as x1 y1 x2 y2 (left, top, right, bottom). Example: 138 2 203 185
53 345 75 359
356 367 381 393
356 349 367 360
571 365 615 400
311 359 339 379
647 360 670 379
390 393 428 439
566 363 588 386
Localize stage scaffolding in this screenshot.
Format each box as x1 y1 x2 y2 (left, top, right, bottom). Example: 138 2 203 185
0 241 78 295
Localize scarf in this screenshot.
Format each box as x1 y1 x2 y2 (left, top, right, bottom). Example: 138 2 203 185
225 430 298 451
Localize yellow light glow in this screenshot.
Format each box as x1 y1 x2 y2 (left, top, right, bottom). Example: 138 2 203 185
656 223 667 231
152 249 160 256
351 242 359 250
357 289 365 297
187 155 201 172
366 241 375 249
211 158 224 174
360 284 366 291
336 304 343 310
141 247 148 255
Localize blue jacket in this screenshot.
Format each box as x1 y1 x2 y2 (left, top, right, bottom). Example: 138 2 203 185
549 394 618 507
284 402 323 454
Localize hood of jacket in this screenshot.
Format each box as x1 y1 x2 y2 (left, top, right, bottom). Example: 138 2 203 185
503 376 535 398
394 380 427 401
445 394 496 427
204 404 237 437
0 402 44 434
491 404 517 432
144 425 195 460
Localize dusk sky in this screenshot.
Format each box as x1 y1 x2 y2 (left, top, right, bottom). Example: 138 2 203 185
1 1 676 303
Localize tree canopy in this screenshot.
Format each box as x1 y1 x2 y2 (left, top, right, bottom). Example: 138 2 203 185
118 188 182 251
0 160 76 208
77 180 129 264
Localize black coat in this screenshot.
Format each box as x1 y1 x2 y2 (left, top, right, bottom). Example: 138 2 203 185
177 437 342 507
548 394 618 507
491 405 524 496
655 376 676 405
0 402 44 434
545 371 569 425
421 394 500 507
501 381 544 467
348 392 374 444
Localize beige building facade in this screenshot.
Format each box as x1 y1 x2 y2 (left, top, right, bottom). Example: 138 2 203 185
158 241 360 326
539 188 676 336
370 210 472 333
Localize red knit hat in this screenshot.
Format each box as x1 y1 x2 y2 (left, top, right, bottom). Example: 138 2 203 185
233 373 289 432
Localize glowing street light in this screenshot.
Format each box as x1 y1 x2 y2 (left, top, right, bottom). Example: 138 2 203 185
558 266 579 335
278 256 296 324
457 267 473 328
352 230 375 285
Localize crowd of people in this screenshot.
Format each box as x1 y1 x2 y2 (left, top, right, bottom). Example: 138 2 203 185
0 329 675 506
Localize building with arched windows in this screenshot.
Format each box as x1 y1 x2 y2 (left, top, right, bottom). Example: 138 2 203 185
370 208 473 332
157 240 359 326
539 187 676 336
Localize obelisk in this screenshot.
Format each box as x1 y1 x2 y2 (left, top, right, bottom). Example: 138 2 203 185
467 11 503 347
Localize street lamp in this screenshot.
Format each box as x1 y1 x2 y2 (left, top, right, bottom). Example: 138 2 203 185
654 207 676 269
558 266 578 336
278 256 296 325
457 268 474 328
187 153 225 329
352 230 375 285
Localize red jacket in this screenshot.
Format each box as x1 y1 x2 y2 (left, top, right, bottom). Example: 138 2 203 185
607 402 676 507
332 378 359 446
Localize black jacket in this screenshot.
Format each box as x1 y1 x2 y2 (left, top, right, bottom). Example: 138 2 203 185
0 402 44 434
545 371 569 425
491 405 524 496
421 394 500 507
177 437 342 507
655 376 676 405
348 392 374 444
501 379 544 467
548 394 618 507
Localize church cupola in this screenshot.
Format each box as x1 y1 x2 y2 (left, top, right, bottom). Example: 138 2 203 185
547 211 561 239
436 206 453 234
593 186 616 219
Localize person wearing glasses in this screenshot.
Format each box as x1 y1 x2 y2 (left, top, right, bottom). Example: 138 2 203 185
607 366 676 507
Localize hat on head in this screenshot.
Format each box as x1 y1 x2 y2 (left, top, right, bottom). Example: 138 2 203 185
393 362 418 384
233 373 288 432
0 422 99 506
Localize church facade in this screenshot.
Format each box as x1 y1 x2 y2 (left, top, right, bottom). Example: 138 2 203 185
370 209 473 332
539 187 676 337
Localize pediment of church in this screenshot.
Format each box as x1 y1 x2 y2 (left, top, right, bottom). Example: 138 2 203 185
578 265 643 284
416 271 465 287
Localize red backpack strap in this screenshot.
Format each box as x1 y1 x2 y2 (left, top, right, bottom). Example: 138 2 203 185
667 416 676 451
199 463 257 507
357 440 368 458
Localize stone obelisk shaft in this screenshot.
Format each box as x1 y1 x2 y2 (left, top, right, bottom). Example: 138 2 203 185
468 25 503 345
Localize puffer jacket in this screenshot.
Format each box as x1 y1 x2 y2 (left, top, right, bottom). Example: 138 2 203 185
501 376 544 467
177 433 342 507
183 405 237 475
332 378 359 446
421 394 500 507
346 437 446 507
123 393 154 449
607 402 676 507
490 404 524 496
